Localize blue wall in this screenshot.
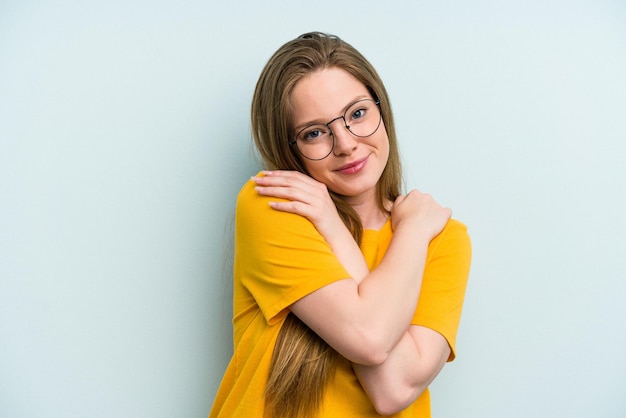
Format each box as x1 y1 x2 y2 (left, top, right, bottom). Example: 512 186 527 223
1 1 625 416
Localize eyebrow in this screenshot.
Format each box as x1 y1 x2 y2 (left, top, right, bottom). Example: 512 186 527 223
292 95 370 133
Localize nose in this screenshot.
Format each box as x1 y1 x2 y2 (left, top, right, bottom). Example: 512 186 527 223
329 118 358 156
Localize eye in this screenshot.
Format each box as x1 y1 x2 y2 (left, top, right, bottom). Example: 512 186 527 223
304 130 322 141
300 125 329 142
348 102 371 122
353 108 367 120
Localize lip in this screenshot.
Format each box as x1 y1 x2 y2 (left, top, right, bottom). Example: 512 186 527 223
334 155 369 174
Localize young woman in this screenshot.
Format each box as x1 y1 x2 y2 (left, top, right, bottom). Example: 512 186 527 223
210 32 471 418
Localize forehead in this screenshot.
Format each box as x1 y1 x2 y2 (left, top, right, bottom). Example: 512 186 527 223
290 67 369 125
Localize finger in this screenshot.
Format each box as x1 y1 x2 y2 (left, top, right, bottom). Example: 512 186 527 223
260 170 310 183
394 193 407 205
260 170 324 189
253 174 328 204
268 200 314 218
253 173 311 189
262 169 308 179
403 189 427 202
255 185 314 204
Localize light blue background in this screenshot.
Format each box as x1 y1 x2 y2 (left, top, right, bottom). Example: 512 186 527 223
2 1 625 417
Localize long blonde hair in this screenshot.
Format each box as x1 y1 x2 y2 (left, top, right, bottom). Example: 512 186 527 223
251 32 403 418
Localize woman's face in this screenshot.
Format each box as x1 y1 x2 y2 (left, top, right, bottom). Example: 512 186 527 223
289 67 389 203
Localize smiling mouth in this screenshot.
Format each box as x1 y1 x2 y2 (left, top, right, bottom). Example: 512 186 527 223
335 156 369 174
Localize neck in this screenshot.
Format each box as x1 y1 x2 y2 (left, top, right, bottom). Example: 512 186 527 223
345 192 389 230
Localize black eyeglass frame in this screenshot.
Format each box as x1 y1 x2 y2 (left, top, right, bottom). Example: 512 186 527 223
289 99 382 161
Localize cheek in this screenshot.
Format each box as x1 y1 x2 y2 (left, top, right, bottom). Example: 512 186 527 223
381 125 391 157
301 160 328 183
373 129 390 159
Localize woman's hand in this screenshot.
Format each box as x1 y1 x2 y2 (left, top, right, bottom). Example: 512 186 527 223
251 170 345 245
391 190 451 241
252 170 369 281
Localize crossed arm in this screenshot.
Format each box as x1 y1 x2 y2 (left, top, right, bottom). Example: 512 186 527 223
253 171 453 415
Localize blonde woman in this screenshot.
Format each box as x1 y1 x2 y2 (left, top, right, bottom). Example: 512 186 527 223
210 32 471 418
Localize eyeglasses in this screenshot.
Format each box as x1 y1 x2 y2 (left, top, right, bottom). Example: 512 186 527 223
290 98 382 161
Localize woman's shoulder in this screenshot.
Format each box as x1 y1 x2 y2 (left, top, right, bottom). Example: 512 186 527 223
428 218 471 255
235 172 316 231
236 173 270 221
444 218 468 234
236 174 259 202
236 172 271 208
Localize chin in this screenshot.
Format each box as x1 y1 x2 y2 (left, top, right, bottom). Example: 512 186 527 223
332 182 378 199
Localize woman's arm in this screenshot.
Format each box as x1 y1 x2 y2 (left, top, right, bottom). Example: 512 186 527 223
252 171 450 366
354 220 472 414
353 326 450 415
